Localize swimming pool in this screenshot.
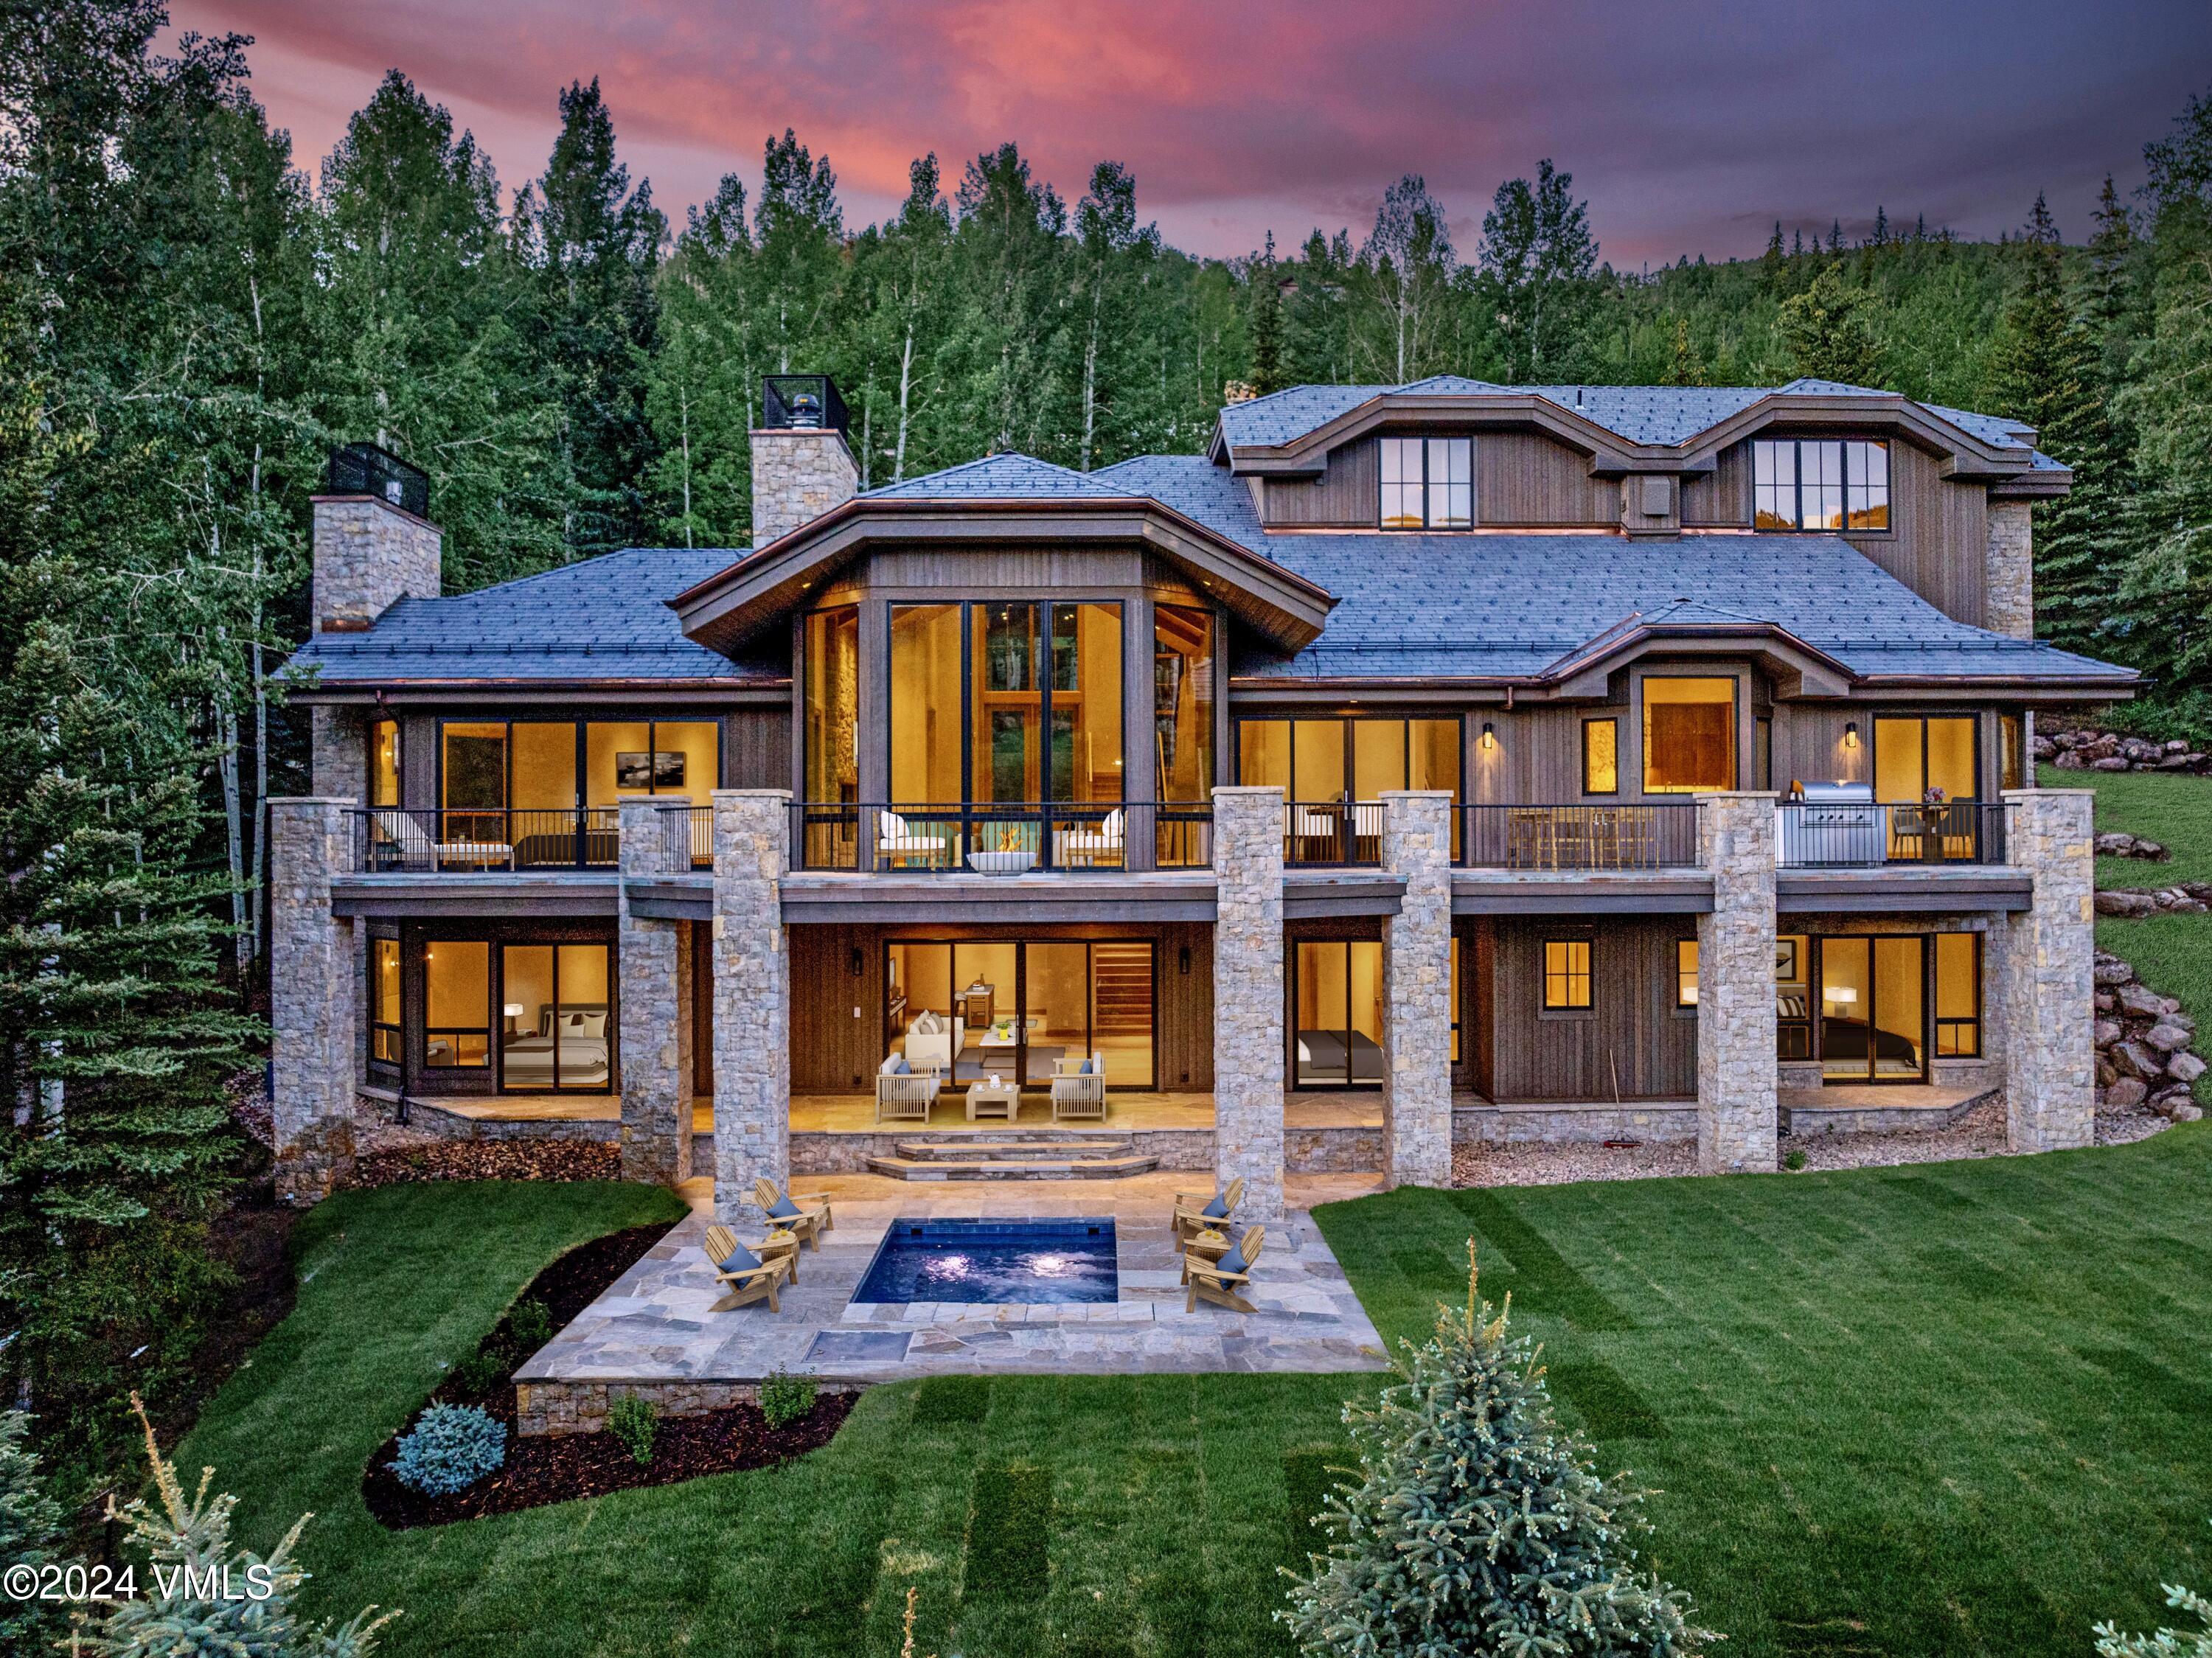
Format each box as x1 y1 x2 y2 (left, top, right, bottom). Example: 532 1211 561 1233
852 1218 1119 1305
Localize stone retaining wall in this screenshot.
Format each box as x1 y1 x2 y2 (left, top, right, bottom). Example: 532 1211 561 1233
1455 1103 1699 1144
515 1378 864 1438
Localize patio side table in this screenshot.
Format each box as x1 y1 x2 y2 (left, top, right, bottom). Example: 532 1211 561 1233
759 1228 800 1286
966 1079 1020 1121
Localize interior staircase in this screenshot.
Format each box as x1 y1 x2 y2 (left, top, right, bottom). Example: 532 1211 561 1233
1090 941 1152 1034
864 1129 1158 1181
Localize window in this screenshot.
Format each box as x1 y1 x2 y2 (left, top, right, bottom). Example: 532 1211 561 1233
1642 678 1736 793
1379 437 1472 529
886 939 1155 1089
1776 933 1812 1059
499 942 612 1091
423 941 490 1069
1155 605 1217 867
1582 718 1618 795
1874 716 1978 802
803 606 860 806
1543 939 1592 1011
1238 717 1461 802
2000 714 2025 792
1676 938 1699 1008
1753 439 1888 532
1293 940 1384 1087
1935 933 1981 1056
369 936 401 1065
370 720 400 807
434 719 720 852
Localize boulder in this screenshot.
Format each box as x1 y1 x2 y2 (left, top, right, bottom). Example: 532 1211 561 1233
2157 756 2195 770
2096 890 2157 918
2143 1023 2194 1053
2090 757 2131 772
2173 1102 2205 1123
2115 1041 2167 1080
2052 751 2087 771
2116 982 2169 1019
2104 1077 2149 1109
2135 838 2172 860
2093 1019 2123 1047
2167 738 2191 753
2167 1051 2206 1084
2093 958 2135 988
2167 1011 2197 1034
2081 734 2121 760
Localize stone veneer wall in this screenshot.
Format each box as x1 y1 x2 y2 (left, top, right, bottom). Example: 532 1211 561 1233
1380 790 1454 1188
310 705 367 802
618 798 693 1185
517 1379 863 1438
2000 788 2096 1150
1695 793 1779 1173
1985 500 2034 641
712 790 791 1222
310 495 440 635
270 798 358 1203
1211 787 1287 1218
749 428 858 546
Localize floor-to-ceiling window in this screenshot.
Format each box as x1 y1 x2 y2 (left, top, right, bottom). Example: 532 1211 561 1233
883 939 1155 1088
1292 940 1385 1087
423 940 491 1072
431 719 719 865
498 942 612 1091
1641 678 1736 793
1238 715 1461 860
1153 604 1215 866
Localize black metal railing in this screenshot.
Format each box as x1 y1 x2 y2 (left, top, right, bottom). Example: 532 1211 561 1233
1776 801 2008 868
1458 803 1703 871
1281 800 1388 866
658 804 712 872
325 442 428 517
761 373 848 436
787 802 1206 874
350 807 617 873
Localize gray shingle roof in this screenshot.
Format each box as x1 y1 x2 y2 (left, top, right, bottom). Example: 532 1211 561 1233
1214 375 2056 461
863 452 1131 499
284 546 779 686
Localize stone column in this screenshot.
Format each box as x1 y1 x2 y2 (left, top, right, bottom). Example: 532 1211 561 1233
1694 793 1778 1174
270 798 358 1205
1211 787 1286 1219
618 797 692 1185
1380 791 1455 1188
1985 501 2034 640
712 790 791 1224
2000 789 2096 1151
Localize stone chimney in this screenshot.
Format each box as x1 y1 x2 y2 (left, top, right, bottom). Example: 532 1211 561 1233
751 374 858 548
311 443 441 636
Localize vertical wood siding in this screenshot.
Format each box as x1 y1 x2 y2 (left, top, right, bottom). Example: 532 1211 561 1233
1486 917 1697 1101
1474 433 1618 526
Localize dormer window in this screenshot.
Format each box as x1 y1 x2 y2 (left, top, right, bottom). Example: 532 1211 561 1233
1753 439 1888 532
1379 437 1472 529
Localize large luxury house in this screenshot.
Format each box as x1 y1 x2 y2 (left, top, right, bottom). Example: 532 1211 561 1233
272 372 2131 1217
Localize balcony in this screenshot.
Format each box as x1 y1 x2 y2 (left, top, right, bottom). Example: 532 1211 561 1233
352 808 616 873
1776 801 2008 868
1458 804 1703 870
678 803 1218 875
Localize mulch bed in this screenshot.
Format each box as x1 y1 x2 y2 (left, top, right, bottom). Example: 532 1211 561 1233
361 1221 858 1527
347 1139 620 1188
364 1392 856 1528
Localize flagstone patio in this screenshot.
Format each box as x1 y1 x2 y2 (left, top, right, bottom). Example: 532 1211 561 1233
514 1172 1389 1429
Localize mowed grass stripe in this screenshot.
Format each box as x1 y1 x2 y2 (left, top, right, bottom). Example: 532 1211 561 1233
1450 1188 1633 1329
962 1463 1053 1604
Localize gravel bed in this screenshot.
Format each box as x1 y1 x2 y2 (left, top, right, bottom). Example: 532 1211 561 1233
1453 1099 2167 1188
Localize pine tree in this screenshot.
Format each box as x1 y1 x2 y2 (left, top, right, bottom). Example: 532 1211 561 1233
2095 1524 2212 1658
1249 231 1287 395
1281 1246 1707 1657
1778 265 1885 385
1662 316 1708 386
88 1396 394 1656
1760 222 1785 292
0 1411 69 1651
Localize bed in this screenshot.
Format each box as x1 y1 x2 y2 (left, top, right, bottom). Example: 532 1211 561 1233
500 1003 611 1088
1294 1028 1384 1085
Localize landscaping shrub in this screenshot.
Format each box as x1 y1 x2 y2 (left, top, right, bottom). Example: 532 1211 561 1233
507 1298 554 1351
1280 1241 1707 1657
2096 1533 2212 1658
453 1348 511 1396
387 1404 506 1497
607 1396 658 1466
1784 1149 1809 1171
759 1368 817 1428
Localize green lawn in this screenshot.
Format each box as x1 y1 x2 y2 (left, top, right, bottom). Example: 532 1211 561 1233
2040 759 2212 885
187 1140 2212 1657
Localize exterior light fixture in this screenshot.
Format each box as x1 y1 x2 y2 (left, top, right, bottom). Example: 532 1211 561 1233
1179 945 1192 975
849 947 864 977
1843 722 1860 749
1481 722 1497 750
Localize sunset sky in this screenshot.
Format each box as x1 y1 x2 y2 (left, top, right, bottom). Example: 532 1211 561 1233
167 1 2211 265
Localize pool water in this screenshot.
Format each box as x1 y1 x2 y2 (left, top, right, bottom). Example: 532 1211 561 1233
852 1219 1119 1305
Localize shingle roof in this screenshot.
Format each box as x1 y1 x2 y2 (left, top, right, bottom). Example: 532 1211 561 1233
284 546 779 686
863 452 1131 499
1214 375 2057 461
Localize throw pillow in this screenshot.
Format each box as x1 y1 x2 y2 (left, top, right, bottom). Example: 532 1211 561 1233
717 1239 762 1272
1201 1191 1229 1219
767 1193 802 1219
1213 1240 1249 1275
891 1054 911 1074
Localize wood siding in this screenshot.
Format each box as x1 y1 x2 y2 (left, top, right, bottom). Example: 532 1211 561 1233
1259 440 1379 527
1680 439 1753 526
725 707 790 789
1475 433 1617 526
788 922 1213 1094
1486 916 1697 1101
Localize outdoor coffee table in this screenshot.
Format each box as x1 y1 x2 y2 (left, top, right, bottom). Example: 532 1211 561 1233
965 1079 1021 1121
759 1227 800 1285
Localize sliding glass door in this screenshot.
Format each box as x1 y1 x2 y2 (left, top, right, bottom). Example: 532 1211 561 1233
883 939 1155 1088
498 943 612 1092
1292 941 1384 1088
1816 936 1926 1084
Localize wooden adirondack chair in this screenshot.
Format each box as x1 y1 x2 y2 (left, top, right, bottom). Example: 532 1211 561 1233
703 1224 791 1313
753 1177 832 1246
1183 1225 1266 1314
1171 1176 1243 1241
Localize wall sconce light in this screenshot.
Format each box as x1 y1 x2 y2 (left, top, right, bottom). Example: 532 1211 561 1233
1480 722 1497 750
1178 945 1192 975
849 947 864 977
1843 722 1860 750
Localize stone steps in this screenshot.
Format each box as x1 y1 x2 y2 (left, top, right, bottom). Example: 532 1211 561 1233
893 1137 1134 1162
864 1151 1161 1181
